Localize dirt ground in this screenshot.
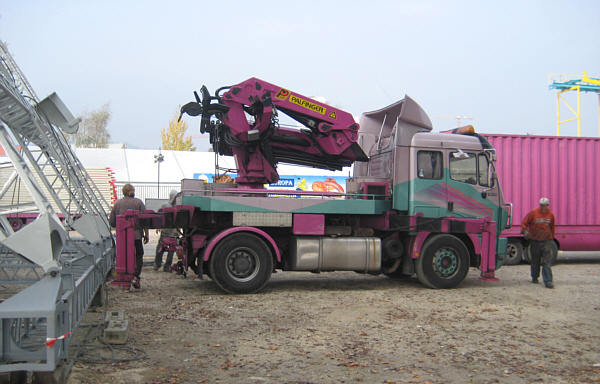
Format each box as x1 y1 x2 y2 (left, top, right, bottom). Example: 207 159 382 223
65 235 600 384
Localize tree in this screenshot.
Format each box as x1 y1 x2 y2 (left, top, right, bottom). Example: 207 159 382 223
161 110 196 151
75 102 112 148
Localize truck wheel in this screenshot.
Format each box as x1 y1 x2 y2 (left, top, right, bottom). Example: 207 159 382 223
209 232 273 294
504 239 523 265
523 244 531 263
9 218 23 231
415 234 469 289
549 241 558 265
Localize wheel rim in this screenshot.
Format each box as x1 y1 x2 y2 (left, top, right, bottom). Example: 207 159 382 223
432 247 459 277
506 244 517 260
226 247 260 282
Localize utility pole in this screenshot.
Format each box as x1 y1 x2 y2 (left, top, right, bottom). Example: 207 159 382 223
154 147 164 198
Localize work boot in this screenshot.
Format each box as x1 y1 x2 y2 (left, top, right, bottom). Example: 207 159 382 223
132 277 141 289
531 278 539 284
545 282 554 289
163 266 171 272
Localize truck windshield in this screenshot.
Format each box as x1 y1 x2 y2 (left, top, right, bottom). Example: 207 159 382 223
478 154 490 187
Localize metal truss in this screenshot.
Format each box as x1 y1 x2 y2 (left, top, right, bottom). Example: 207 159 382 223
0 40 115 376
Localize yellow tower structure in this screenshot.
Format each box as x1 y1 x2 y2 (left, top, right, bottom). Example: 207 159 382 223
548 72 600 137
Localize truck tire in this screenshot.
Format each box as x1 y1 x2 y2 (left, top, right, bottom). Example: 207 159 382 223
415 234 470 289
208 232 273 294
9 218 23 231
504 238 523 265
523 244 531 263
549 241 558 265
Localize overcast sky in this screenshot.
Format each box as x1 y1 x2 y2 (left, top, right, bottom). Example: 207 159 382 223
0 0 598 150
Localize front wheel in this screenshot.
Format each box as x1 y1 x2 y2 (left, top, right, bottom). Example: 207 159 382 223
208 232 273 294
415 234 470 289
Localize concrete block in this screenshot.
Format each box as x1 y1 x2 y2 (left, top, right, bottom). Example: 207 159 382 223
103 320 130 344
31 362 67 384
104 309 125 325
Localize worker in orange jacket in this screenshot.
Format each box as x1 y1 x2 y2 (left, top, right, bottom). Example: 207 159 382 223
521 197 556 289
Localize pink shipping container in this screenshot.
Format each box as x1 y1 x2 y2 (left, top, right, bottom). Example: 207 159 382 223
484 133 600 264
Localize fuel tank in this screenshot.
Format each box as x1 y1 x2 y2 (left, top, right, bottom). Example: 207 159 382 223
288 236 381 272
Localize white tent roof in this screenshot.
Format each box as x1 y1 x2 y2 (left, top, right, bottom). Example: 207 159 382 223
74 148 351 183
73 148 233 183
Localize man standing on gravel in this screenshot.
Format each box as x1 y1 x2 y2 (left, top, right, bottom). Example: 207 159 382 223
154 189 179 272
109 183 149 291
521 197 556 289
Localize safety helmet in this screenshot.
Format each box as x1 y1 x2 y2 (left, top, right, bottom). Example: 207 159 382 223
539 197 549 206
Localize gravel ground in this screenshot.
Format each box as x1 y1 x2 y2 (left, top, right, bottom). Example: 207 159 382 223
65 239 600 384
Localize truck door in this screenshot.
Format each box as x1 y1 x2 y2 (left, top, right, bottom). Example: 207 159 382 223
445 150 496 219
410 149 447 217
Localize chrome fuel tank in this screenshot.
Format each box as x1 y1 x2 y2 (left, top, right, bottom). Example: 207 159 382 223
289 236 381 272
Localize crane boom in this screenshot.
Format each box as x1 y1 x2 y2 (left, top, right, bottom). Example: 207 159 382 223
181 78 368 188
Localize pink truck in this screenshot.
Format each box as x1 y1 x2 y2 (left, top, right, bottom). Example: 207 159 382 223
484 133 600 264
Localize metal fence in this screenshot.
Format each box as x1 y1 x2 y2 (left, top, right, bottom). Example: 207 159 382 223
114 181 181 205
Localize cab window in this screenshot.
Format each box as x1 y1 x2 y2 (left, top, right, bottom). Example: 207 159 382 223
417 151 443 179
449 152 477 184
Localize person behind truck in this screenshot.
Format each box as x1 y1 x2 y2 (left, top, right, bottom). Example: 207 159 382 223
109 183 149 291
521 197 556 289
154 189 179 272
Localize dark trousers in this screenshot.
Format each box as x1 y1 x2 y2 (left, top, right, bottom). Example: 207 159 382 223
529 240 553 285
134 239 144 278
155 235 174 269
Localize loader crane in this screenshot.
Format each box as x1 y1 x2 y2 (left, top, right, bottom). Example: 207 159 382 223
116 77 511 294
179 77 368 188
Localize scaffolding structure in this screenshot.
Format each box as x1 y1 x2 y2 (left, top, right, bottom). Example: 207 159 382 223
0 39 115 379
548 72 600 137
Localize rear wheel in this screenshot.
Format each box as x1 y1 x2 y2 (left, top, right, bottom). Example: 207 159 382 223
523 243 532 263
415 234 470 289
504 238 523 265
209 232 273 294
549 241 558 265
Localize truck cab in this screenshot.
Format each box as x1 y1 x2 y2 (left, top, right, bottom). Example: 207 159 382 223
354 95 510 272
408 132 502 220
